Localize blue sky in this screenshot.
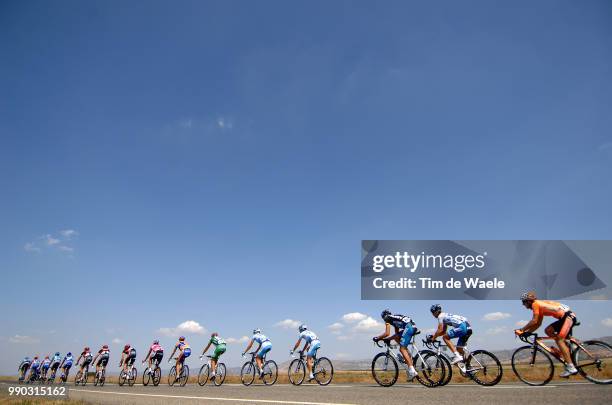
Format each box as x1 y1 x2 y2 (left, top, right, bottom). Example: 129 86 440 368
1 0 611 374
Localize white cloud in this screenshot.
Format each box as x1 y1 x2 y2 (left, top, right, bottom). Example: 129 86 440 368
336 335 353 341
342 312 368 323
9 335 40 344
482 312 512 321
334 353 351 359
217 117 233 130
486 326 509 335
158 320 206 337
352 316 383 333
44 234 60 246
226 336 250 344
24 242 41 253
275 319 302 330
515 320 528 327
602 318 612 328
60 229 78 239
112 338 122 344
179 118 193 129
328 322 344 335
58 245 74 252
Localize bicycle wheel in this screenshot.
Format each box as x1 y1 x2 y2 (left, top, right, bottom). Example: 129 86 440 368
263 360 278 385
153 367 161 386
82 369 88 386
94 371 100 386
214 363 226 386
241 362 255 386
573 340 612 384
100 369 105 387
128 367 137 386
198 364 210 386
511 345 554 386
437 355 452 386
168 366 176 386
465 350 503 386
143 368 151 386
75 370 82 386
314 357 334 386
371 353 398 387
288 359 305 386
414 350 445 387
180 365 189 387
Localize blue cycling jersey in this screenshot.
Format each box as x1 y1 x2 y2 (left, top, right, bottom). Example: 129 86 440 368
51 355 62 364
252 333 270 345
299 330 319 344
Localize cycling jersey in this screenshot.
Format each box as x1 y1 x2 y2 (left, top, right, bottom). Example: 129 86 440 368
532 300 570 320
123 347 137 358
385 314 413 331
19 359 31 370
252 333 270 345
82 351 92 361
63 356 73 367
51 355 62 365
437 312 469 328
31 360 40 370
299 330 320 344
42 359 51 369
210 336 226 347
150 343 163 353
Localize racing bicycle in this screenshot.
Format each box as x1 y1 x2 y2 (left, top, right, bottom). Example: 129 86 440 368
371 332 447 388
288 349 334 386
142 356 162 386
74 363 90 386
168 358 189 387
512 332 612 386
424 337 503 386
118 360 138 387
26 367 42 384
93 366 106 386
240 351 278 386
198 355 227 386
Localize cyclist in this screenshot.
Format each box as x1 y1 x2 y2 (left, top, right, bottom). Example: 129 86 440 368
76 347 93 380
142 339 164 374
290 324 322 382
515 291 579 377
28 356 41 381
429 304 472 366
18 356 31 382
41 356 51 379
200 332 226 380
373 309 418 380
168 336 191 380
242 328 272 378
49 352 62 380
120 344 137 376
59 352 74 381
92 344 110 376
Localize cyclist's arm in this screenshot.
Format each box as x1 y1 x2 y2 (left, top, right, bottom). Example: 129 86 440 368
291 337 302 352
92 354 98 363
432 323 446 339
521 313 543 333
202 342 211 355
144 348 152 361
374 323 392 340
243 340 254 354
168 347 177 359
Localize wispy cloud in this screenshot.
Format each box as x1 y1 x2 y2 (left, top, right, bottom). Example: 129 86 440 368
158 320 206 337
44 234 60 246
328 322 344 335
24 242 41 253
112 338 123 344
486 326 509 335
352 316 383 333
60 229 78 239
24 230 78 255
9 335 40 344
216 116 233 130
482 312 511 321
602 318 612 328
226 336 249 344
341 312 368 323
274 319 301 330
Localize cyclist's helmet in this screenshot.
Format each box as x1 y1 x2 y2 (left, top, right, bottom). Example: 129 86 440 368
211 332 218 337
67 352 72 356
102 344 109 350
124 344 130 350
298 324 308 332
430 304 442 314
253 328 261 334
55 352 60 356
45 355 49 359
34 356 39 359
179 336 185 342
381 309 391 321
152 339 159 345
84 346 90 351
521 291 537 302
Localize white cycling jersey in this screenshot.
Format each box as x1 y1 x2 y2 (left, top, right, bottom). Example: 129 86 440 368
252 333 270 345
299 330 319 344
437 312 469 328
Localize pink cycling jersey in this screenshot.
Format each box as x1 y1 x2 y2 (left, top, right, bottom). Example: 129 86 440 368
150 344 162 352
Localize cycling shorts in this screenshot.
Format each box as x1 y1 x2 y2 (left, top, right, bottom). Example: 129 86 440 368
399 324 416 347
212 346 226 361
97 355 109 367
125 356 135 366
42 364 50 371
51 362 60 371
307 341 321 358
30 364 40 370
151 351 163 364
63 363 72 371
257 341 272 359
447 322 472 347
548 312 576 339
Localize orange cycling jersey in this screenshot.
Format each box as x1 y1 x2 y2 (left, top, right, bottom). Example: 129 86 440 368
532 300 570 319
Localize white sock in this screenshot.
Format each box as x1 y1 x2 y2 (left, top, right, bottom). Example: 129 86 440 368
409 366 416 374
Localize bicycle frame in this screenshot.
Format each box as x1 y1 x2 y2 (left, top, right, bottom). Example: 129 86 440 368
519 333 600 369
425 339 484 374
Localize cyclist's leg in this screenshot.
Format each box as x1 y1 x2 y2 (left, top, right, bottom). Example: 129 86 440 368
456 328 472 357
399 326 415 367
176 352 183 376
307 342 320 377
546 318 572 364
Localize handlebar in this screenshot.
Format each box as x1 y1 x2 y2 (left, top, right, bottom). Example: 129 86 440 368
517 332 536 344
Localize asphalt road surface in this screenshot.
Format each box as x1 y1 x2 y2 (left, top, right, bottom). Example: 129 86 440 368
58 381 612 404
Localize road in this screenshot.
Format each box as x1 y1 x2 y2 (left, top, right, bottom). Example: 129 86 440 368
62 381 611 404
